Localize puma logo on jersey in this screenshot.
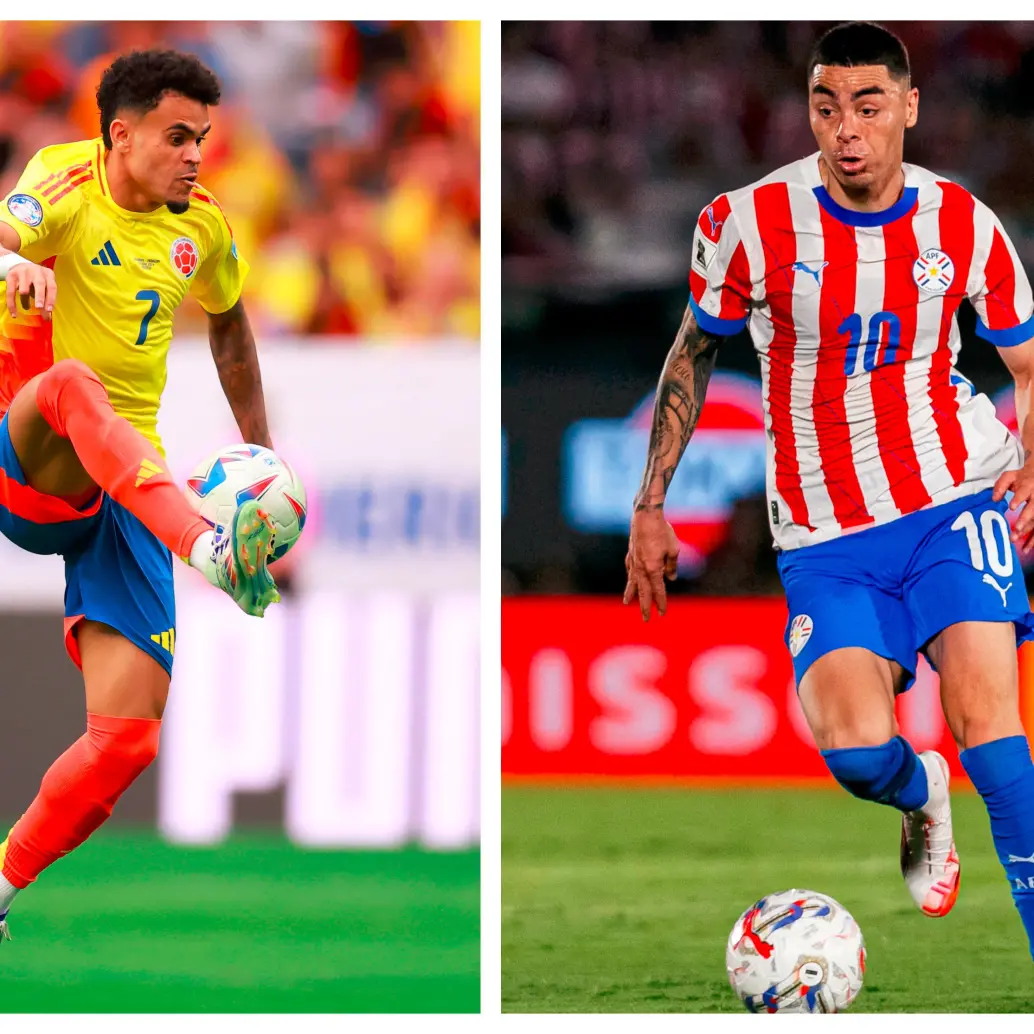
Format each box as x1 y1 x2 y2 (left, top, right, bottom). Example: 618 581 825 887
982 573 1012 607
150 627 176 655
1008 852 1034 864
706 205 724 237
135 458 164 487
89 241 121 267
792 260 828 286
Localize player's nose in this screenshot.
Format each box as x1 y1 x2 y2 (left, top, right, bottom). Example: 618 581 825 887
835 114 860 141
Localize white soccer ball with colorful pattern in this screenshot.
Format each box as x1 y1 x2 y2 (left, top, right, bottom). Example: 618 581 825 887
725 890 865 1013
184 444 307 561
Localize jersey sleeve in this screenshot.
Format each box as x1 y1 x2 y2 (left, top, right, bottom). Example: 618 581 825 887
687 195 752 337
0 149 87 261
190 197 250 314
970 205 1034 348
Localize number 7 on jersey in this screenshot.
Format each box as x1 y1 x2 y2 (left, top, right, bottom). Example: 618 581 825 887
135 290 160 346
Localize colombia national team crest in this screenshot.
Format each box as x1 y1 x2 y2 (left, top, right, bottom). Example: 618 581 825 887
788 614 814 657
912 248 954 295
170 236 199 279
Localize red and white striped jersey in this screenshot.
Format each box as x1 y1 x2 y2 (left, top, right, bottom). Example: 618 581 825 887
689 153 1034 551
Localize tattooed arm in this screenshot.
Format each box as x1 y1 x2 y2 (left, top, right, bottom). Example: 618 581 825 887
624 303 720 620
634 303 720 511
207 298 273 450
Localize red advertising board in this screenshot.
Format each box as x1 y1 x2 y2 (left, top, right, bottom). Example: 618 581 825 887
502 596 1033 783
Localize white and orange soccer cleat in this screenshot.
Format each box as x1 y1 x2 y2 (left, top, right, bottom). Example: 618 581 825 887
900 750 961 917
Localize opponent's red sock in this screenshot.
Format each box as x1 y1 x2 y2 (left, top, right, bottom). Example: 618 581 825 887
36 359 210 558
1 713 161 888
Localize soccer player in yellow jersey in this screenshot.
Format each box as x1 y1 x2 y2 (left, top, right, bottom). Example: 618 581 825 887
0 49 282 939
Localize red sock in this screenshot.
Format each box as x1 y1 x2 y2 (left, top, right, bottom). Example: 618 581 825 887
2 713 161 888
36 359 210 558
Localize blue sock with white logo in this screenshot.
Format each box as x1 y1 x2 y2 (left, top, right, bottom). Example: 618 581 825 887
821 736 929 811
960 735 1034 960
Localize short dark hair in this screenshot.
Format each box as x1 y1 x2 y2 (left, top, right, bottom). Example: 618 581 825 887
96 48 221 150
808 22 910 83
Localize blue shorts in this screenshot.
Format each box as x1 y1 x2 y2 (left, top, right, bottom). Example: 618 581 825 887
0 413 175 675
777 489 1034 691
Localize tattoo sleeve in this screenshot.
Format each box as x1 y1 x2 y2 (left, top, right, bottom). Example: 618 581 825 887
633 303 720 512
207 298 273 450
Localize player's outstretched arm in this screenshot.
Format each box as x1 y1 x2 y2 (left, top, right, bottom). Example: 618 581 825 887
207 298 272 450
624 303 720 620
994 336 1034 550
0 223 56 321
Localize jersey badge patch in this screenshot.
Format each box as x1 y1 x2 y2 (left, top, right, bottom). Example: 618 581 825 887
913 248 954 295
7 194 43 228
693 233 717 273
788 614 814 657
171 236 199 279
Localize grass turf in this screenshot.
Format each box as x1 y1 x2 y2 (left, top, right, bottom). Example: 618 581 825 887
503 784 1033 1013
2 830 479 1012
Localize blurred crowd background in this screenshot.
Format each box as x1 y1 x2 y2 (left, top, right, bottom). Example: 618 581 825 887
0 20 480 340
502 20 1034 596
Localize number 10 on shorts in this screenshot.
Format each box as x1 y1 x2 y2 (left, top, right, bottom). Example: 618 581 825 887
951 509 1013 577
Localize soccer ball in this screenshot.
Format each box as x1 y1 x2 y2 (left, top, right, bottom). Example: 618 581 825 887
725 889 865 1013
184 444 307 561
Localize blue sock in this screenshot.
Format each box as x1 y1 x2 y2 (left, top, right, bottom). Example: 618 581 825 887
960 735 1034 960
821 736 929 811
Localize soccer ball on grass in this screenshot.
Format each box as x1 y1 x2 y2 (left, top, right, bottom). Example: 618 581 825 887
725 889 865 1013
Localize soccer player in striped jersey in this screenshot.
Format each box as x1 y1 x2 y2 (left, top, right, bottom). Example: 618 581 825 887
626 21 1034 957
0 50 280 941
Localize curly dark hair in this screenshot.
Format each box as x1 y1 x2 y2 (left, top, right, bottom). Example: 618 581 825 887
96 48 221 150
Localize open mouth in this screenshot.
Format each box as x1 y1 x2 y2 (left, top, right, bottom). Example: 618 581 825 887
837 155 866 174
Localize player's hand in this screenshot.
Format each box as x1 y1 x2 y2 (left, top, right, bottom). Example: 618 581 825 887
5 259 56 321
623 507 680 621
994 459 1034 551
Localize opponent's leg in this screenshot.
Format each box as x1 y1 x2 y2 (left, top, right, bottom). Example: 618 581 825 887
8 359 278 616
799 646 959 916
930 621 1034 957
0 623 167 931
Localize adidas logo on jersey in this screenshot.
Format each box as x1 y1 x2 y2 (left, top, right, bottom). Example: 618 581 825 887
150 627 176 655
135 458 164 487
90 241 121 267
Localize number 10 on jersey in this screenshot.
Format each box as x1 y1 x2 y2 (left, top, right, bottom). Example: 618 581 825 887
841 311 902 377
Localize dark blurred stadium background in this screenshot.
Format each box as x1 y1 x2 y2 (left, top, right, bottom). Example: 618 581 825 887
503 19 1034 596
0 21 479 1013
502 21 1034 1013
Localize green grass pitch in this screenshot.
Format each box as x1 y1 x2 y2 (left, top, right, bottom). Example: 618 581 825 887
2 830 479 1012
503 784 1033 1013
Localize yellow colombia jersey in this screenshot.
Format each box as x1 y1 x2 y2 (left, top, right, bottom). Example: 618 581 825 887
0 137 249 453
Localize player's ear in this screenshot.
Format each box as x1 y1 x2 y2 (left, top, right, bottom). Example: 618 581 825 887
109 117 130 153
904 87 919 130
